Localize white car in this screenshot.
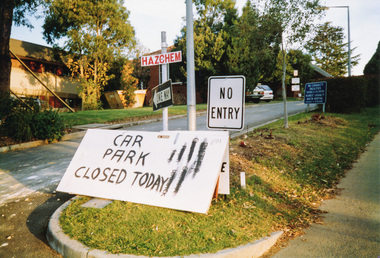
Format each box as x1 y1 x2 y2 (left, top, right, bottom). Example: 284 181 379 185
246 85 274 103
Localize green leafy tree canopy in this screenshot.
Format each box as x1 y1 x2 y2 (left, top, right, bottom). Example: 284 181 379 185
43 0 136 109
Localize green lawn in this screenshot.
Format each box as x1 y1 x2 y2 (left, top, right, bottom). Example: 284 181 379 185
61 104 208 127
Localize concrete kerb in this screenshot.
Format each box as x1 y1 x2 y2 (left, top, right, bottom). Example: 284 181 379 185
47 197 283 258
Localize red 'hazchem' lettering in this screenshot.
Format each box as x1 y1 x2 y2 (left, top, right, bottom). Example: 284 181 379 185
141 51 182 67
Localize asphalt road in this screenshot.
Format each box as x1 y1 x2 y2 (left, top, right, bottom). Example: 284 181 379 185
124 101 312 136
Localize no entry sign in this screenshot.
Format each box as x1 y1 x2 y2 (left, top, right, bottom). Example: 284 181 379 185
207 76 246 131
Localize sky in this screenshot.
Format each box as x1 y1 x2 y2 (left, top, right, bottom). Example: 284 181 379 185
10 0 380 76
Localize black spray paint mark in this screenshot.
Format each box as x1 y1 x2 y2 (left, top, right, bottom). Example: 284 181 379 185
177 144 187 162
168 149 176 163
162 169 177 196
193 139 208 177
174 166 188 194
187 138 198 162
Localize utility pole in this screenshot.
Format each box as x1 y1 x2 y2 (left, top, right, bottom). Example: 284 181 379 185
186 0 196 131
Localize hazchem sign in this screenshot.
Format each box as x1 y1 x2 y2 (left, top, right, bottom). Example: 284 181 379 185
207 75 245 131
304 81 327 104
57 129 229 214
141 51 182 67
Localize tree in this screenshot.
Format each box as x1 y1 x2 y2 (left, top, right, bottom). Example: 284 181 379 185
364 41 380 75
227 1 281 90
268 49 313 95
259 0 324 127
173 0 238 98
306 22 359 77
0 0 42 94
43 0 136 109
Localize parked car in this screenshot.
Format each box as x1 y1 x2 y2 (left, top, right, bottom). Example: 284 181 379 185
246 85 274 103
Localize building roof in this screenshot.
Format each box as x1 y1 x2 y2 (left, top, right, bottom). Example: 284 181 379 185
311 64 333 78
10 38 61 64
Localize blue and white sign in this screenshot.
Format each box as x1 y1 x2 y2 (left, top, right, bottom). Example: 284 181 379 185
304 81 327 104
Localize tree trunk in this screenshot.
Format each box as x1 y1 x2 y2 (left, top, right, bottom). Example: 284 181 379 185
0 0 15 94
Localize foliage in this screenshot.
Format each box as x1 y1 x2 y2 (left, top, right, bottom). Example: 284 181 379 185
130 43 151 89
0 94 65 142
59 108 379 256
227 1 281 90
324 76 379 113
31 109 65 142
43 0 136 110
173 0 238 97
365 75 380 107
306 22 360 77
363 41 380 75
120 60 138 107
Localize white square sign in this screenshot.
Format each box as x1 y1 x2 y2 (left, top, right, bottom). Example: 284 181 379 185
207 76 245 131
57 129 229 214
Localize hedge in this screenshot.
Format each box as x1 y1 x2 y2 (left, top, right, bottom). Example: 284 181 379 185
324 75 379 113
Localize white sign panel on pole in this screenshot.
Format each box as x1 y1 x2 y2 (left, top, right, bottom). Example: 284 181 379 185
292 85 300 91
57 129 229 214
141 51 182 67
207 75 246 131
292 77 300 84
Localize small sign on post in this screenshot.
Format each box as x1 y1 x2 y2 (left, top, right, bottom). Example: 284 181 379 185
304 81 327 113
207 75 245 131
304 81 327 104
152 80 173 111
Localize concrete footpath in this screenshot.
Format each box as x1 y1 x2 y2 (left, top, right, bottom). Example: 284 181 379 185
273 133 380 257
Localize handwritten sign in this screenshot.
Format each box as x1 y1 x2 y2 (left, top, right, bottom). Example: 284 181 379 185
57 129 229 214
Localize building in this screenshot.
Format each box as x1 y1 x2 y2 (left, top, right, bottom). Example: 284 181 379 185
9 38 80 109
143 47 203 106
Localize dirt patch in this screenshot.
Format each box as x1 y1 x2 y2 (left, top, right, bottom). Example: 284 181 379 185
0 192 73 257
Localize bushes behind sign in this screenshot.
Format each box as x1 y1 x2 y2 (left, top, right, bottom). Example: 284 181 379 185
325 75 379 113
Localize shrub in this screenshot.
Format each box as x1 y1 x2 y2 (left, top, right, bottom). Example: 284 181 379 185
31 109 65 142
0 94 65 143
325 76 375 113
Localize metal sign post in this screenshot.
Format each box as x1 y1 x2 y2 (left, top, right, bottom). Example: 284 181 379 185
161 32 169 131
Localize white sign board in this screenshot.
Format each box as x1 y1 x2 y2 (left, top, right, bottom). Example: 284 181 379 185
207 76 245 131
218 146 230 195
141 51 182 67
57 129 229 214
292 85 300 91
292 77 300 84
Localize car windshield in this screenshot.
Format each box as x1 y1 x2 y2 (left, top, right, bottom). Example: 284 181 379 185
257 85 271 91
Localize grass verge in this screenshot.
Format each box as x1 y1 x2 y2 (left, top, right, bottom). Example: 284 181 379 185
60 104 207 127
59 107 379 256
